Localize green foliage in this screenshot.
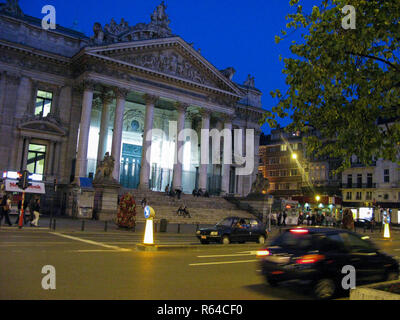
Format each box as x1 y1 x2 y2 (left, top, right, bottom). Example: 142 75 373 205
263 0 400 172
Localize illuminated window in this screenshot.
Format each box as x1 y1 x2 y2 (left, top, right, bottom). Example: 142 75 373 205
280 144 287 152
27 144 46 175
35 90 53 117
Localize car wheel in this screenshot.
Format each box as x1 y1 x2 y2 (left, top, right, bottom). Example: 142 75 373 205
266 276 279 287
258 235 266 244
386 271 399 282
313 279 336 300
222 235 230 245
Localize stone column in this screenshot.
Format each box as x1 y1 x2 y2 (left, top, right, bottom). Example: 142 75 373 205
111 88 128 181
139 94 158 190
22 137 31 170
75 81 95 178
46 141 56 177
53 142 61 177
97 91 113 166
172 102 188 191
221 116 233 195
198 109 211 192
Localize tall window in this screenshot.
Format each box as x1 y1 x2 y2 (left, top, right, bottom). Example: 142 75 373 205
356 192 362 200
280 144 287 152
366 192 372 200
357 174 362 188
346 192 352 200
367 173 373 187
27 144 46 175
35 90 53 117
384 169 390 183
347 174 353 188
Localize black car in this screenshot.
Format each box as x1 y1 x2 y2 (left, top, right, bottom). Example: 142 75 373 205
196 217 268 244
257 227 399 299
354 218 373 229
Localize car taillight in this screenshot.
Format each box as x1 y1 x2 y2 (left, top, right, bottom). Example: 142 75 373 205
290 228 309 234
256 249 270 257
296 254 325 264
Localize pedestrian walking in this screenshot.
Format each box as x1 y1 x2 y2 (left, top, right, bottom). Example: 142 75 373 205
165 184 169 195
31 198 41 227
0 193 12 226
282 211 287 226
277 212 282 226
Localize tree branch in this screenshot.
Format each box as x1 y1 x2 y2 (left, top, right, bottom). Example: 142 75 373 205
345 51 400 72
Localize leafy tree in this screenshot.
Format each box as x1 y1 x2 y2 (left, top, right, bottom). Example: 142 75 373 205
264 0 400 172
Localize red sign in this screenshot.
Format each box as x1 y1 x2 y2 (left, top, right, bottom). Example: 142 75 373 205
5 179 46 194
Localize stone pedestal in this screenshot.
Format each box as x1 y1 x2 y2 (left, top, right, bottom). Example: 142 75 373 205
66 184 95 219
93 183 121 221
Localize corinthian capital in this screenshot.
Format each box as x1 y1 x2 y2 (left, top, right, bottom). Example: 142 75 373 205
143 93 159 105
174 101 189 113
82 80 97 91
113 87 129 100
199 108 211 118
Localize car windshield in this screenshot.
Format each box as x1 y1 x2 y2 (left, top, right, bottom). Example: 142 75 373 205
216 218 232 227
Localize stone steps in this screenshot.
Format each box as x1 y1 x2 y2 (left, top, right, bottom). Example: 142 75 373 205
117 189 255 225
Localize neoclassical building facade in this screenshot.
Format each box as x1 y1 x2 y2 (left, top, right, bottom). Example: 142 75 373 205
0 1 263 208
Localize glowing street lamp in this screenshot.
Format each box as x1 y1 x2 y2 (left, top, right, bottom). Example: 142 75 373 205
315 195 321 202
291 153 298 160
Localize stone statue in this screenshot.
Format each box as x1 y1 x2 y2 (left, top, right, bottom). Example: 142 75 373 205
94 152 116 183
152 1 168 23
0 0 23 16
220 67 236 80
250 172 269 194
244 74 255 87
91 22 104 45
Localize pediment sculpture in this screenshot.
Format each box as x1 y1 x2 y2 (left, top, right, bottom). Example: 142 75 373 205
111 49 212 86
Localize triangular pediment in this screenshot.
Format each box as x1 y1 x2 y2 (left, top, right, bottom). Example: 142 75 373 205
18 117 67 136
84 38 243 97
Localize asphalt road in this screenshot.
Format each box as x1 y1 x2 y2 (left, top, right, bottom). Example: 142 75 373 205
1 227 399 300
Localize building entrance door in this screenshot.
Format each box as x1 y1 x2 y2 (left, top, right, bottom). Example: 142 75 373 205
120 144 142 189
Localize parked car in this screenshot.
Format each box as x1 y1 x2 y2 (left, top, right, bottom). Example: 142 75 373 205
196 216 268 244
354 218 373 229
257 227 399 299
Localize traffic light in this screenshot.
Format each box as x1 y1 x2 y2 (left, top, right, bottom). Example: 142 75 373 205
17 170 31 190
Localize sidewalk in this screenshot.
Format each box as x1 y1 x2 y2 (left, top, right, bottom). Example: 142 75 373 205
1 215 214 235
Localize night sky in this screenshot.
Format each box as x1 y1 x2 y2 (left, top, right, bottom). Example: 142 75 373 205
20 0 316 134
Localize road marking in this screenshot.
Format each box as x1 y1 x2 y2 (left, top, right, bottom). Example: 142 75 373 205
197 253 254 258
50 232 131 252
67 250 129 253
189 259 257 266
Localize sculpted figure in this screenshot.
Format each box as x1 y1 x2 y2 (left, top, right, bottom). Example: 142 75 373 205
94 152 115 182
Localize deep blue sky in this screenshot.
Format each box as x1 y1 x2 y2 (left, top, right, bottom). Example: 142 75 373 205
20 0 316 134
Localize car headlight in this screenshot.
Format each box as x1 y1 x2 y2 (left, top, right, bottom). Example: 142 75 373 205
210 231 218 236
196 230 201 235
